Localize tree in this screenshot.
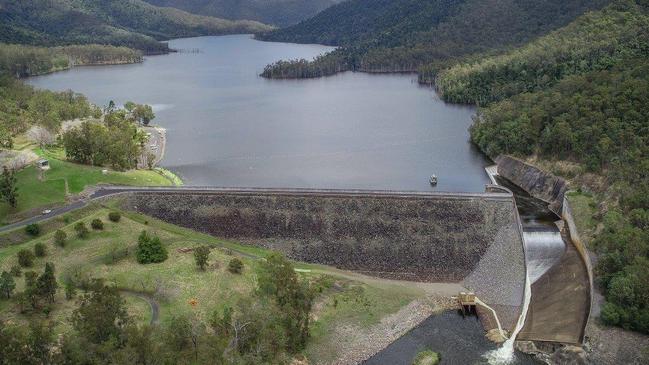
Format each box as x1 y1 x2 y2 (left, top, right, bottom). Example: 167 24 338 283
27 126 56 148
54 229 67 247
17 249 35 267
25 223 40 236
108 211 121 222
194 246 210 271
228 258 244 274
37 263 57 303
64 281 77 300
34 242 47 257
24 271 39 309
74 222 89 238
91 218 104 230
0 166 18 208
257 253 314 352
0 271 16 299
124 101 136 113
136 231 168 264
133 104 155 126
71 283 129 344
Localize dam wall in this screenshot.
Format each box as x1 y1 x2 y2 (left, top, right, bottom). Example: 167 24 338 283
117 187 526 329
496 155 568 214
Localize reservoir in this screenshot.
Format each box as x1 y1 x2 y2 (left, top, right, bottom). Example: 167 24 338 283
27 35 490 191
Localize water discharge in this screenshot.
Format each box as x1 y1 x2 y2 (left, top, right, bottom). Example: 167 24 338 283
484 268 532 364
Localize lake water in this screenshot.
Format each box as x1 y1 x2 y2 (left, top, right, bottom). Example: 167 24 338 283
27 35 490 191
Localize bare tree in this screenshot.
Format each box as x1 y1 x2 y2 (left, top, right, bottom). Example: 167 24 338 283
27 126 56 148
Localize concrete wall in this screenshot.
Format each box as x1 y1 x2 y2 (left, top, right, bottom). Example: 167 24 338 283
496 155 568 214
562 195 594 336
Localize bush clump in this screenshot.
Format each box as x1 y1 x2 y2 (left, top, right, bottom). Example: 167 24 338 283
54 230 67 247
25 223 40 236
91 218 104 230
412 350 440 365
227 258 244 274
108 211 121 222
17 249 35 267
10 265 22 277
194 246 210 271
136 231 167 264
74 222 89 239
34 242 47 257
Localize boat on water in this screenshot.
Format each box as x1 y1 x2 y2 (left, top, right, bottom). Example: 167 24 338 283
429 174 438 185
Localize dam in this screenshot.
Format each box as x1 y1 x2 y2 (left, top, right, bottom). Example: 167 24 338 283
110 186 528 332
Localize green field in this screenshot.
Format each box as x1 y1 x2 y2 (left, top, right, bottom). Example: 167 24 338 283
0 148 179 225
0 205 424 361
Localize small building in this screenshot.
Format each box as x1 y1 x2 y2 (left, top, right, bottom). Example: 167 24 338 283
37 159 50 170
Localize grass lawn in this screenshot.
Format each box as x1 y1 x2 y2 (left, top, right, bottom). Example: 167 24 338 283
566 191 599 245
0 206 424 361
0 148 179 225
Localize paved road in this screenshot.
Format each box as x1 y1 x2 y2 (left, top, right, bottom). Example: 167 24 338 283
0 185 513 233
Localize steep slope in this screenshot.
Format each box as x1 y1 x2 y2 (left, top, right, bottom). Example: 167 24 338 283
463 0 649 335
144 0 342 26
0 0 272 54
436 1 649 105
258 0 611 78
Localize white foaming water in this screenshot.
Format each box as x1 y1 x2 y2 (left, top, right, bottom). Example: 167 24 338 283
483 228 561 364
523 231 565 284
484 270 532 364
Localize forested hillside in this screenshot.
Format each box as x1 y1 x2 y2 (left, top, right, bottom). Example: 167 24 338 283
436 2 649 105
259 0 610 78
144 0 342 26
0 43 142 78
464 0 649 334
0 0 272 54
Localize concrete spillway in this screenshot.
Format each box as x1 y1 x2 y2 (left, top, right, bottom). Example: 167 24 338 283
523 229 565 284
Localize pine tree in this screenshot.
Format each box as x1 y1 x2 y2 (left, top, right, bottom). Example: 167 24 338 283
0 271 16 299
0 166 18 208
37 263 58 303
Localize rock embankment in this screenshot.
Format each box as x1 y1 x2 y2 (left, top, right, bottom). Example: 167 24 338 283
121 189 526 284
496 155 568 214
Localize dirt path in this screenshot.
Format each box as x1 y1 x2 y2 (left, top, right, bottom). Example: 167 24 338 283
120 289 160 325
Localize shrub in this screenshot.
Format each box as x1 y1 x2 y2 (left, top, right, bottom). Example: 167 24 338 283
91 219 104 230
64 281 77 300
412 350 440 365
136 231 167 264
10 265 22 277
194 246 210 271
74 222 89 238
54 230 67 247
227 258 243 274
34 242 47 257
25 224 40 236
108 211 121 222
17 249 35 267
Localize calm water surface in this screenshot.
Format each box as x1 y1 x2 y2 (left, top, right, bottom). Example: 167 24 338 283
27 35 490 191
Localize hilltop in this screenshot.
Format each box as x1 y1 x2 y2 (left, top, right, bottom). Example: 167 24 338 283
143 0 343 27
258 0 610 78
0 0 272 54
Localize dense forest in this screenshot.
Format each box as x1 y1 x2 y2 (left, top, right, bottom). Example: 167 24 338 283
436 1 649 105
466 0 649 333
144 0 342 27
0 43 143 78
0 0 272 54
259 0 610 78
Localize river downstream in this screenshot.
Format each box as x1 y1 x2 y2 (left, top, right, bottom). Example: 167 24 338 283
26 35 490 192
